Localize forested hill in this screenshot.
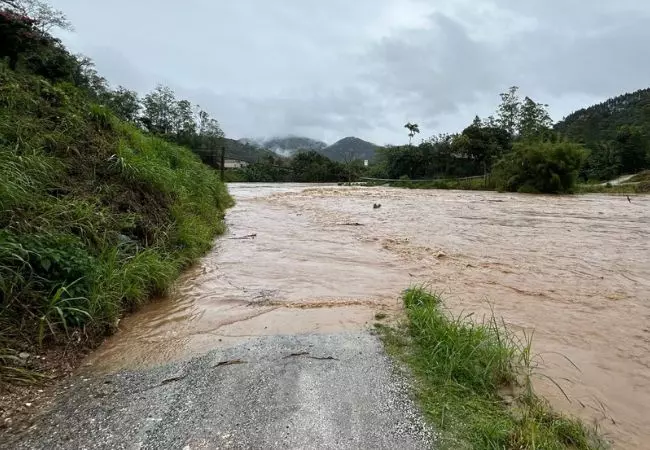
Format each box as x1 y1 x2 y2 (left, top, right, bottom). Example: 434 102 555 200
224 139 276 162
263 136 328 157
321 137 378 162
555 88 650 143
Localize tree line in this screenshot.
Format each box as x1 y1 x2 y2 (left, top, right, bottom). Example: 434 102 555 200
376 86 649 193
1 0 227 163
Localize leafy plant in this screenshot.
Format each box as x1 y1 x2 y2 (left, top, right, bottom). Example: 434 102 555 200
493 141 587 193
37 281 91 346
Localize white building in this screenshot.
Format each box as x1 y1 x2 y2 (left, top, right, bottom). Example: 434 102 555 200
223 159 249 169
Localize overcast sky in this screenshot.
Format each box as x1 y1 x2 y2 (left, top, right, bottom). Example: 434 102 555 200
50 0 650 145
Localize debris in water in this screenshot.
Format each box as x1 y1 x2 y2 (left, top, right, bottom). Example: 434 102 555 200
230 234 257 240
373 203 381 209
337 222 364 226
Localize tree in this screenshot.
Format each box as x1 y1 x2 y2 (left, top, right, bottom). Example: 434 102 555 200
0 8 37 69
105 87 140 123
518 96 552 140
496 86 521 136
75 55 108 99
580 142 622 181
174 99 196 136
141 85 178 135
404 122 420 145
453 123 512 176
1 0 72 33
614 125 648 174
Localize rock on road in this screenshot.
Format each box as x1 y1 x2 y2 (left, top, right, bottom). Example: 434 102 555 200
5 333 433 449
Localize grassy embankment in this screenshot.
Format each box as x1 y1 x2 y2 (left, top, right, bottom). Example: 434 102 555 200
387 177 493 191
0 64 233 383
575 171 650 194
378 288 607 449
370 175 649 194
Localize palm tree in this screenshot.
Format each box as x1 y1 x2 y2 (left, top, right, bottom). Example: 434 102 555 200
404 122 420 145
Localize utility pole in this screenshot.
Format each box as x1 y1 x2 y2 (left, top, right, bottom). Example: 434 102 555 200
220 146 226 181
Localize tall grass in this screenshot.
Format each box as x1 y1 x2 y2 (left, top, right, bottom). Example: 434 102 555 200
379 288 606 449
389 177 496 191
0 64 233 382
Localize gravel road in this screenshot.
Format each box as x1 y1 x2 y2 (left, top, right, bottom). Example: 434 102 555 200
6 333 434 450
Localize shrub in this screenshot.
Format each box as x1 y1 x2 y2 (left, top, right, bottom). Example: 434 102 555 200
494 142 586 193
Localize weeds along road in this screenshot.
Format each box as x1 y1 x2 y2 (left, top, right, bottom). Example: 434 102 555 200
5 183 433 450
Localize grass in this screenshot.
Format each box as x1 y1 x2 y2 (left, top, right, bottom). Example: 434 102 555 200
0 63 233 383
374 176 649 195
628 170 650 183
378 287 607 449
574 182 650 194
386 177 495 191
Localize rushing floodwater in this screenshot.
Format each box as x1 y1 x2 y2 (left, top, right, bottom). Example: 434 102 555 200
86 183 650 448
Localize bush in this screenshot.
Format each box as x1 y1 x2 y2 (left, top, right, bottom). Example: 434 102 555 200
494 142 586 193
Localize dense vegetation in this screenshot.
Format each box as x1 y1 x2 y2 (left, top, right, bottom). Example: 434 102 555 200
372 87 649 193
379 288 604 449
0 3 232 382
228 151 366 183
554 91 650 180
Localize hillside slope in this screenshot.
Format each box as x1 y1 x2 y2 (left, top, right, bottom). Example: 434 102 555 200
0 64 232 376
321 137 378 162
555 88 650 143
263 136 328 157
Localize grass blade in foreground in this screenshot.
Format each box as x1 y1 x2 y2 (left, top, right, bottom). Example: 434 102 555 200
378 287 607 449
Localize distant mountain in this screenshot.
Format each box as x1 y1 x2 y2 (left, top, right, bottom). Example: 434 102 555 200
321 137 378 162
224 138 276 163
237 138 265 148
190 138 274 166
262 136 328 157
555 88 650 143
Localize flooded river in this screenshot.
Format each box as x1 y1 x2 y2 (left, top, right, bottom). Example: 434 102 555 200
87 183 650 448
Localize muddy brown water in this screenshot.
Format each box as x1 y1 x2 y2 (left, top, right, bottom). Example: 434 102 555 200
86 183 650 449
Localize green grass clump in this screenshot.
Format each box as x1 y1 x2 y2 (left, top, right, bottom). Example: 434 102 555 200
0 63 233 382
380 287 606 449
628 170 650 183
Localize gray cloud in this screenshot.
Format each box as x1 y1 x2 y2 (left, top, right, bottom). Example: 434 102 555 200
49 0 650 144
